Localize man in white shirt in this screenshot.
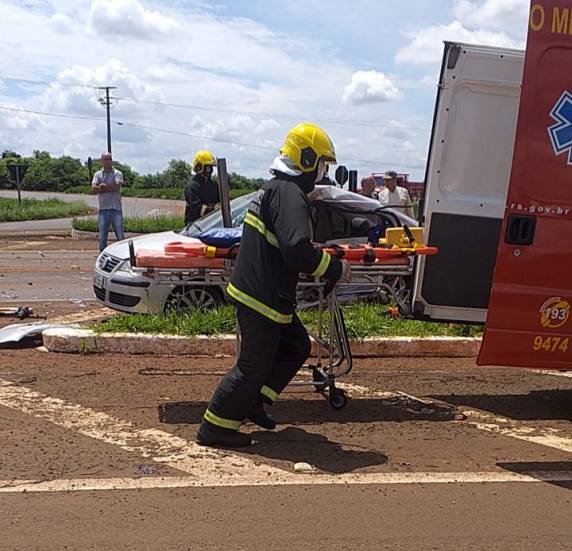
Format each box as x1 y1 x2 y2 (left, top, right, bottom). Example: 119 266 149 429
378 170 415 219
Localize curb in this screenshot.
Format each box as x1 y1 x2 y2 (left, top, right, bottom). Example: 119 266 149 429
42 328 482 357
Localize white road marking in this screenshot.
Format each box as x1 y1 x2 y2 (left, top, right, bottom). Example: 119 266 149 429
2 377 571 489
340 382 572 454
0 378 285 486
534 369 572 379
1 470 572 493
462 409 572 453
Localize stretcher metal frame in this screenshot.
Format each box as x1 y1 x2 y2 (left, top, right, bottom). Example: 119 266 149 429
132 259 414 409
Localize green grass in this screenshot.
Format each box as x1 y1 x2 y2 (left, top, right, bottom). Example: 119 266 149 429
73 214 185 233
96 304 482 339
0 197 92 222
66 186 253 200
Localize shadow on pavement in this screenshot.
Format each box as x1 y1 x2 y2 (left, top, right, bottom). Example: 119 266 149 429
158 396 458 425
498 461 572 492
431 389 572 421
240 426 388 474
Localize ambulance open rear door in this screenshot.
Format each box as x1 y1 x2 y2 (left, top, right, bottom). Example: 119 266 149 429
411 42 524 324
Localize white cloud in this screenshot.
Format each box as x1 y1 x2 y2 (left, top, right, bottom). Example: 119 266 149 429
89 0 180 38
0 104 43 131
381 121 411 141
395 21 523 65
51 12 73 33
0 1 434 179
42 59 164 117
454 0 529 34
342 71 399 105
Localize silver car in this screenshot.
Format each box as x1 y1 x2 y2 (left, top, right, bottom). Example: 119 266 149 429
93 186 417 314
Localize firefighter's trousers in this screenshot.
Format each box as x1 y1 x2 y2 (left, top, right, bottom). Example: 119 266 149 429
204 304 311 430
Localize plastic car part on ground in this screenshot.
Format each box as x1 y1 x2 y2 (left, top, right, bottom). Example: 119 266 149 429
0 323 84 348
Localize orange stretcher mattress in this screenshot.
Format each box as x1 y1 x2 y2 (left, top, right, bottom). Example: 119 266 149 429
135 242 437 270
135 249 226 269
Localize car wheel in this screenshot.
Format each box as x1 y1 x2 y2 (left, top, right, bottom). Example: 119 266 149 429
164 285 223 313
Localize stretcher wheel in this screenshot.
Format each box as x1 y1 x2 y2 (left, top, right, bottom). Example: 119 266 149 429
329 389 347 409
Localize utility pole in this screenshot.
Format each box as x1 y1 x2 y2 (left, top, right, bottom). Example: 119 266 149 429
97 86 117 155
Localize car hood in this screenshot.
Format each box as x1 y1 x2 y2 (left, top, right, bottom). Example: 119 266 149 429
103 231 201 260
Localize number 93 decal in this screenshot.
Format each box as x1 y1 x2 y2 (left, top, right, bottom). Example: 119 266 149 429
539 297 570 329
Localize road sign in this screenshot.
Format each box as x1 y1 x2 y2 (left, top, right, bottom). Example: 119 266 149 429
8 164 28 182
335 165 349 186
7 164 29 204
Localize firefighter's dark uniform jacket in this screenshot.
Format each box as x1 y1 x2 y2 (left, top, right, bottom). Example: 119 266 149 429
227 176 342 324
201 173 343 433
184 175 220 225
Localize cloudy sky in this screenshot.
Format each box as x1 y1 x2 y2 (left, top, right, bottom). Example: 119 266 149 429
0 0 528 179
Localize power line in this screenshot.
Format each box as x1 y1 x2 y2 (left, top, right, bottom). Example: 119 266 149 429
0 104 425 170
0 105 107 122
118 96 430 131
117 120 424 169
0 75 430 131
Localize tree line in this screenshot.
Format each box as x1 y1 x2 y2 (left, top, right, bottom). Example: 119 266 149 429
0 150 265 192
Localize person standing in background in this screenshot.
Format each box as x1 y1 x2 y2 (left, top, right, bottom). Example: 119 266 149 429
359 175 379 199
378 170 415 219
91 152 124 252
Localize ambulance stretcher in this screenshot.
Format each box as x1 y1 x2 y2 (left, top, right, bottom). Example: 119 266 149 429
128 227 437 408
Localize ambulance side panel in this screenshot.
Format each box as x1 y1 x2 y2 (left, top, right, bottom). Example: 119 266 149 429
479 0 572 369
412 42 524 323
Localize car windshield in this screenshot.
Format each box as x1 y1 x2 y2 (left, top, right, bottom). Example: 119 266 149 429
178 192 256 237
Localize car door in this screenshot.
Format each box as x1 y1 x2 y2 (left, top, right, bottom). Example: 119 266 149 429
479 0 572 369
411 41 524 323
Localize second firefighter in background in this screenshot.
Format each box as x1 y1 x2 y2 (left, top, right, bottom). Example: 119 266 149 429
197 123 351 448
184 150 220 225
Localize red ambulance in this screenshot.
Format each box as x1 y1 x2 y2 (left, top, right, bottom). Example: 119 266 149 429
412 0 572 370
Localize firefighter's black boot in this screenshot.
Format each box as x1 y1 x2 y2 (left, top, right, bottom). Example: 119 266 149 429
196 422 252 448
247 400 277 430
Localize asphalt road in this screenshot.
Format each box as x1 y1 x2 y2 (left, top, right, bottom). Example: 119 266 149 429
0 190 185 233
0 352 571 550
0 237 99 303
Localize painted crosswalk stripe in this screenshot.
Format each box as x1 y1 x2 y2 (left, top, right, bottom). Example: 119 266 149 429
2 470 572 493
0 378 286 486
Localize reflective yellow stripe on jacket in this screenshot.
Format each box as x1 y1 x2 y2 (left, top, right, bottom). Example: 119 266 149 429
244 212 279 248
311 250 331 277
227 282 293 324
203 408 241 430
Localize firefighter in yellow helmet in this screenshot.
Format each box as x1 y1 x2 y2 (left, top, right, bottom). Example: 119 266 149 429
184 150 219 225
197 123 351 447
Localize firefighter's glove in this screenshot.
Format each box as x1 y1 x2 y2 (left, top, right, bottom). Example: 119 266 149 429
323 260 350 296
